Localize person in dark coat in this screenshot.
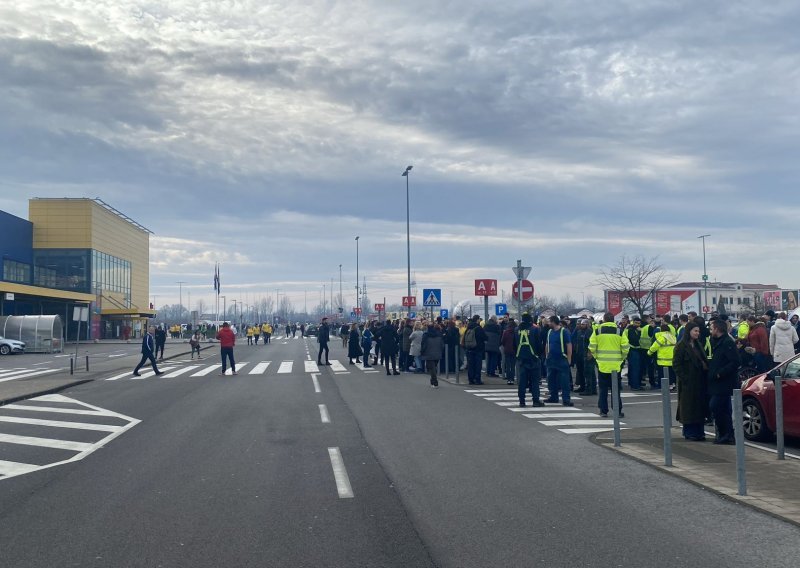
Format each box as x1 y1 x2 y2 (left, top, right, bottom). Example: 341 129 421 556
421 324 444 388
708 319 740 444
317 318 331 365
154 325 167 361
380 320 400 375
401 319 413 372
484 316 502 377
348 323 362 364
440 320 459 374
673 322 709 440
464 315 487 385
500 319 517 385
133 326 164 377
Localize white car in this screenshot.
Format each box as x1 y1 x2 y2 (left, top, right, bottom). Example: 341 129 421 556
0 336 25 355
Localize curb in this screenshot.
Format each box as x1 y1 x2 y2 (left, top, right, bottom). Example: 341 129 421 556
589 433 800 529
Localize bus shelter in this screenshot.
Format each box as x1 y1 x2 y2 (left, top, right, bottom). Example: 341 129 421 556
0 315 64 353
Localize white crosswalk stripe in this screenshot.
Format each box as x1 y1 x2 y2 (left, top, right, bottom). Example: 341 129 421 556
304 361 319 373
0 368 60 383
250 362 271 374
329 360 348 373
277 361 293 374
163 366 201 378
191 364 222 377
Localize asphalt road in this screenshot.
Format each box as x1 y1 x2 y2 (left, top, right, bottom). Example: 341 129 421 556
0 335 799 567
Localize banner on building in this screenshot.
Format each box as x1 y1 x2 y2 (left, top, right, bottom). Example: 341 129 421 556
781 291 799 311
763 291 782 311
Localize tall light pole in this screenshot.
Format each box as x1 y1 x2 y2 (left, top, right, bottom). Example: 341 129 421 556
339 264 343 321
698 234 711 319
401 165 413 299
275 289 281 323
220 296 227 323
355 236 360 321
176 281 186 322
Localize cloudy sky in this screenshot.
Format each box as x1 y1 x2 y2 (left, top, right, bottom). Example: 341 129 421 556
1 1 798 315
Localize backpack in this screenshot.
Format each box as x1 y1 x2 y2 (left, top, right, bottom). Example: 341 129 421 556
464 328 477 349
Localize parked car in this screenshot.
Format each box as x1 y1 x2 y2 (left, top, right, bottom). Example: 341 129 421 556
305 325 319 337
0 336 25 355
741 353 800 441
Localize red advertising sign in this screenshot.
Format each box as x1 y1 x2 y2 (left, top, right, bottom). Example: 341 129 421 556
763 291 781 310
402 296 417 307
512 279 534 301
474 279 498 297
374 303 385 311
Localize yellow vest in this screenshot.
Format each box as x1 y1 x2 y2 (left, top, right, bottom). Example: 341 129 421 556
648 331 676 366
639 324 654 349
589 322 630 373
737 322 750 341
246 327 254 337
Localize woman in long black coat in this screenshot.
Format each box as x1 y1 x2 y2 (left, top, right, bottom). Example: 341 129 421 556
673 322 708 441
380 320 400 375
348 323 362 364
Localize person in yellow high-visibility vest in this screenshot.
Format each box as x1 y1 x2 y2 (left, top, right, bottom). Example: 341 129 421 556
246 326 254 346
589 312 630 417
648 322 677 390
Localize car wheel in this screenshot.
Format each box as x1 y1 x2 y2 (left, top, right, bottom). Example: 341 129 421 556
0 345 10 355
742 398 771 442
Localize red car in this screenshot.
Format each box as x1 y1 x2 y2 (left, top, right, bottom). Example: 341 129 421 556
741 353 800 441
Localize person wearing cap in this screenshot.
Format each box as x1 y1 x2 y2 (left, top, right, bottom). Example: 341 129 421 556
516 313 545 407
544 315 573 406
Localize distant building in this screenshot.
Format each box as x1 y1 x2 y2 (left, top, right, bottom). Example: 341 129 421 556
1 198 155 340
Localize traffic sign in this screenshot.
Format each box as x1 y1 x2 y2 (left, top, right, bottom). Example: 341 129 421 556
512 266 531 279
423 288 442 307
440 309 449 319
402 296 417 307
512 279 534 301
350 311 356 318
495 303 507 316
408 311 417 319
702 306 711 313
390 312 398 320
354 307 362 315
374 303 385 311
702 274 709 281
474 279 498 297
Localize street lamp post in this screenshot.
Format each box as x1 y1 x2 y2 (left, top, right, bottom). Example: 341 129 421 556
176 281 186 322
401 165 413 299
698 234 711 319
355 236 360 322
339 264 343 321
220 296 227 324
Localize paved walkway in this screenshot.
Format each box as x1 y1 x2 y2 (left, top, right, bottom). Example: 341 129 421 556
593 427 800 527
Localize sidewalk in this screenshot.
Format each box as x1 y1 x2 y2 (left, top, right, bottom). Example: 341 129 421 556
0 345 214 406
593 427 800 527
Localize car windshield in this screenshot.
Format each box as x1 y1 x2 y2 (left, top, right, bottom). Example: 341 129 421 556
782 358 800 379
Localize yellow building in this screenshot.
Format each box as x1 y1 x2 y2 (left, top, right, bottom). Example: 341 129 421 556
26 198 155 339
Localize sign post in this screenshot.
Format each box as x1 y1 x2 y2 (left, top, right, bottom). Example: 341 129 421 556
72 306 89 358
512 262 532 315
423 288 441 321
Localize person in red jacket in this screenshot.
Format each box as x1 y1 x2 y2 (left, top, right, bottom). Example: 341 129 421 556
216 321 237 375
500 319 517 385
746 317 770 372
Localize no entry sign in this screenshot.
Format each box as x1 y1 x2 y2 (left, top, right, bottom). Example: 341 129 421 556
512 279 534 301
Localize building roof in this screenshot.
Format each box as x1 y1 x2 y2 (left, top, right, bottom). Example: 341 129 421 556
669 282 780 290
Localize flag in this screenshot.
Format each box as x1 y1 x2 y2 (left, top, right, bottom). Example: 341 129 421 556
214 263 220 295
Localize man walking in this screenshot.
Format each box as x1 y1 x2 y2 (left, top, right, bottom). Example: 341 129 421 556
318 317 331 365
133 326 164 377
590 313 629 417
216 321 237 375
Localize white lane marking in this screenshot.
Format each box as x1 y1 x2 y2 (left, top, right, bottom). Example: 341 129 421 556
0 415 122 432
483 397 527 401
620 392 661 398
466 389 519 394
304 361 319 373
249 362 271 375
0 433 94 452
0 460 39 476
0 368 29 378
106 371 135 381
329 360 347 372
327 447 354 499
0 369 60 383
131 367 174 380
560 427 631 434
162 366 200 378
508 406 582 412
191 364 222 376
2 404 117 417
277 361 293 374
312 374 321 393
31 394 73 403
222 362 248 375
625 400 675 405
319 404 331 424
537 419 622 426
108 354 128 358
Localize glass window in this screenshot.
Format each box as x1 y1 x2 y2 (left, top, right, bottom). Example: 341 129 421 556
783 359 800 380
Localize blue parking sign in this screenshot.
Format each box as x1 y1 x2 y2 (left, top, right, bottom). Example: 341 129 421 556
408 311 417 319
440 309 449 319
495 303 507 316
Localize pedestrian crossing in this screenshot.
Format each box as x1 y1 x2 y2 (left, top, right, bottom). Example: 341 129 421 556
0 393 139 481
97 359 386 382
465 389 629 435
0 366 60 383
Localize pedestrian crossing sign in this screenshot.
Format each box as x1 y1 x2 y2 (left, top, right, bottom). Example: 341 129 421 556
423 288 442 307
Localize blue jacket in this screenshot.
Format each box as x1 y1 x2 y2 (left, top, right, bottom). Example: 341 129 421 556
141 333 155 355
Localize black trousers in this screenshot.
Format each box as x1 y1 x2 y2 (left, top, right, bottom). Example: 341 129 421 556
133 352 159 374
384 353 397 373
155 342 165 359
318 341 329 363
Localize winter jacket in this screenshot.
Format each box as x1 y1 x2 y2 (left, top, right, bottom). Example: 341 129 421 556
380 325 399 355
409 330 425 357
401 325 413 351
673 339 708 425
500 326 516 355
420 328 444 361
216 327 236 348
348 329 362 358
708 334 739 396
463 321 487 351
769 319 799 363
484 322 501 353
318 322 330 343
747 322 769 355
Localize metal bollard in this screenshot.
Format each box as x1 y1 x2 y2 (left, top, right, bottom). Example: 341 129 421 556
445 344 449 378
661 368 673 466
611 370 621 447
85 352 89 372
456 345 461 384
70 356 74 375
733 389 747 496
775 374 785 460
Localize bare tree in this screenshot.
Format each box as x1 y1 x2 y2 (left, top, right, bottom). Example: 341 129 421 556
593 255 679 318
555 294 577 315
583 295 600 312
